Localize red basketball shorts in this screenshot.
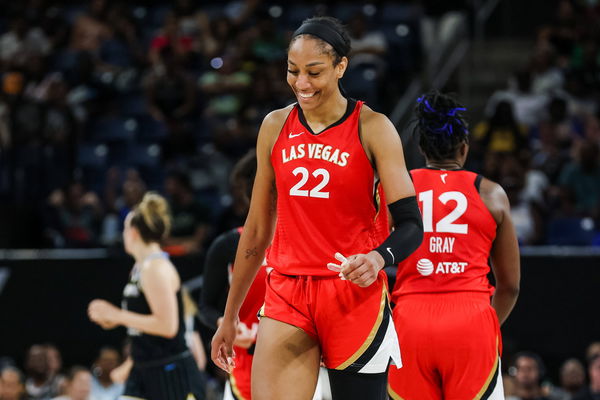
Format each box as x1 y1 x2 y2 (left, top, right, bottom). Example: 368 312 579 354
259 269 401 373
388 292 504 400
228 346 252 400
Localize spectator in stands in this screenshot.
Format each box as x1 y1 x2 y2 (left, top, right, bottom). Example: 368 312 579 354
40 78 79 193
51 366 93 400
162 170 210 255
198 52 251 118
347 12 388 75
24 345 62 400
44 182 103 248
573 353 600 400
102 169 147 246
486 70 548 127
507 352 551 400
245 11 287 63
144 45 197 160
533 97 583 159
545 358 586 400
559 71 597 120
69 0 112 53
537 0 578 65
0 366 25 400
202 15 236 60
148 13 195 67
0 16 51 68
503 172 545 245
557 140 600 217
530 46 564 95
420 0 469 71
473 100 529 157
44 345 65 394
586 342 600 361
345 11 388 107
90 347 123 400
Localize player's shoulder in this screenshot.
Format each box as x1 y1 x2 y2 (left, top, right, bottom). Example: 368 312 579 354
258 104 296 148
479 176 510 223
359 103 393 130
358 103 399 153
262 104 296 131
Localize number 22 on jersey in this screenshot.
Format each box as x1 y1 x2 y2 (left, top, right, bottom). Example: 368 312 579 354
418 190 468 234
289 166 330 198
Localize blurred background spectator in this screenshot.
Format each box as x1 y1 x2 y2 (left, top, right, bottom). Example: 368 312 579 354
89 348 122 400
507 352 551 400
0 366 26 400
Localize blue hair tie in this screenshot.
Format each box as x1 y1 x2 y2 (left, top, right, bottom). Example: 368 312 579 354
417 96 468 136
446 107 466 116
416 96 437 114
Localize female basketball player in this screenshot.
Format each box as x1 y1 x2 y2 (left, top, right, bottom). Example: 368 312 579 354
211 16 423 400
88 192 205 400
387 91 521 400
200 150 267 400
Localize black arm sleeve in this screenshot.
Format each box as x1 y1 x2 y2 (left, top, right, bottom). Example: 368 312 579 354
374 196 424 267
198 229 240 330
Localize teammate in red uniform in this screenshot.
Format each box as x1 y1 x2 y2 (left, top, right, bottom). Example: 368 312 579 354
387 91 521 400
210 16 423 400
200 151 267 400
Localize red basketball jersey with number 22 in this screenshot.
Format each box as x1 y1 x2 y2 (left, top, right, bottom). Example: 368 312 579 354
268 100 386 276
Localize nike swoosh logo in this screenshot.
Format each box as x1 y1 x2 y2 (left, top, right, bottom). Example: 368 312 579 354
387 247 395 263
289 131 304 138
441 173 448 184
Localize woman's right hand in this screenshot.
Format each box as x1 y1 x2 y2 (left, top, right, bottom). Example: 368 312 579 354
211 317 238 373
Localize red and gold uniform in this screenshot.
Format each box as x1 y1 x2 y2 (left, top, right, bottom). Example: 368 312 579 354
389 169 504 400
261 99 400 373
228 228 267 400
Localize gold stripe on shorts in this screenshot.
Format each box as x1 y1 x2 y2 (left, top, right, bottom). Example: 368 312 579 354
257 303 265 318
230 374 247 400
473 336 500 400
119 396 147 400
335 284 387 370
388 384 405 400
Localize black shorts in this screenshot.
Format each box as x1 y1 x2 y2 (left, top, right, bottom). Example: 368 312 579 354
122 351 205 400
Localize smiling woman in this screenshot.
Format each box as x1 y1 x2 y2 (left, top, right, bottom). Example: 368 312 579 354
210 16 423 400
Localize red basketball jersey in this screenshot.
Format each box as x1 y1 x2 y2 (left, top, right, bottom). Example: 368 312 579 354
392 169 497 300
268 100 384 276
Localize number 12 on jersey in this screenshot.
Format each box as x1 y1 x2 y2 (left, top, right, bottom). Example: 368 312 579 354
418 190 468 234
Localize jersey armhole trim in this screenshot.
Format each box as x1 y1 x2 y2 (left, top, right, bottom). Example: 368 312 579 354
270 104 300 157
475 174 483 192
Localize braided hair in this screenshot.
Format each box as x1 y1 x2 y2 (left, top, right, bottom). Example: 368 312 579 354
414 91 469 162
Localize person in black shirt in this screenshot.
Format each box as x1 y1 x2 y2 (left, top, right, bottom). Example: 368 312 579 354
88 192 205 400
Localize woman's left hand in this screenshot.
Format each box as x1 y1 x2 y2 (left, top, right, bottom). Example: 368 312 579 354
328 251 384 287
88 299 121 329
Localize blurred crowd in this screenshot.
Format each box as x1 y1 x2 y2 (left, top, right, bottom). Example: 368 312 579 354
0 0 432 251
0 0 598 250
468 0 600 246
1 341 599 400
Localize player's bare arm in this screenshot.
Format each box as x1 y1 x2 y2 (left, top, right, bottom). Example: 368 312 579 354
480 178 520 325
211 106 289 371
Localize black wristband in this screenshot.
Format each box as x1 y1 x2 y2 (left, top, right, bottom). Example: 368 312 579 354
374 196 423 266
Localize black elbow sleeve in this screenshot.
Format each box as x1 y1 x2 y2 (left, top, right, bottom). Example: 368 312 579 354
374 196 424 266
